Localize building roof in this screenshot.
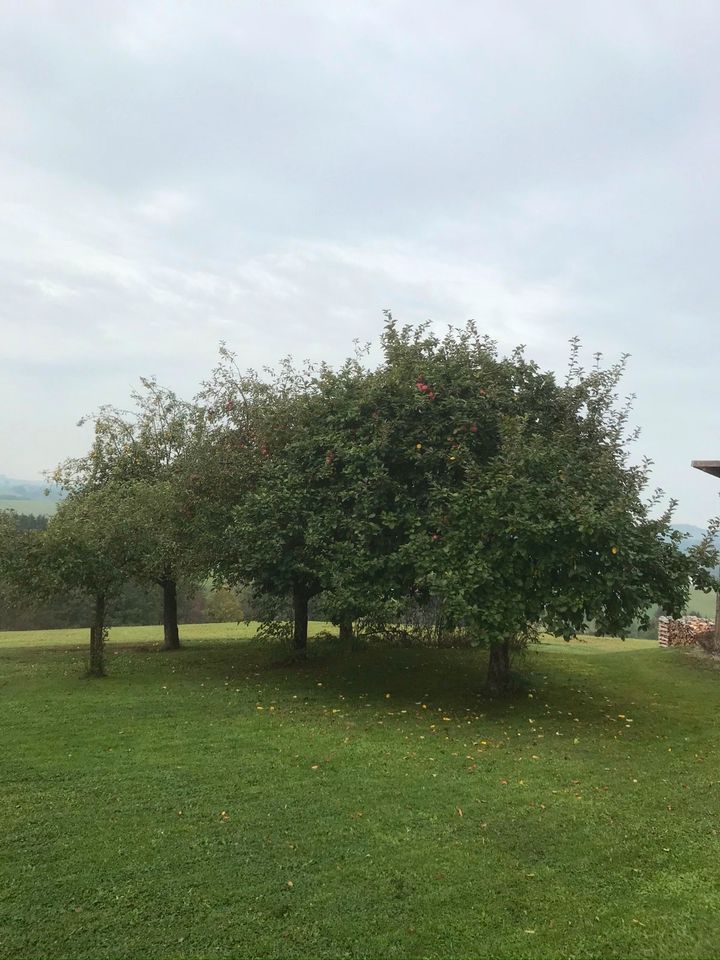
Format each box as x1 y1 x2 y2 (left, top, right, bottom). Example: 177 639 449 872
692 460 720 478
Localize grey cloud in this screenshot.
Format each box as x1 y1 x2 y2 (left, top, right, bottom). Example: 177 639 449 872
1 0 719 523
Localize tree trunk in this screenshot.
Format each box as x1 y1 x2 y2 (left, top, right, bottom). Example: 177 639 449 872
293 585 309 654
714 582 720 644
487 639 511 691
89 592 106 677
339 616 354 644
162 578 181 650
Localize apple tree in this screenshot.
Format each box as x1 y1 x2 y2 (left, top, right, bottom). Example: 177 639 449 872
201 349 368 650
52 378 206 650
372 326 719 688
29 487 142 675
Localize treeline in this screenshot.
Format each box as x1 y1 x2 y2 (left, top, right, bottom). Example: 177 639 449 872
13 513 49 532
1 318 717 686
0 511 258 629
0 577 204 631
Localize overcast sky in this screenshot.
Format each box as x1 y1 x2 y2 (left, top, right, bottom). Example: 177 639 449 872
1 0 719 523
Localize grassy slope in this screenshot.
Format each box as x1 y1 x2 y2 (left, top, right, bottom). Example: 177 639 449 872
0 497 57 515
686 588 716 619
1 627 719 959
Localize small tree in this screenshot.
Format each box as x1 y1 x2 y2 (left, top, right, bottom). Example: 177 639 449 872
36 489 139 675
52 379 205 650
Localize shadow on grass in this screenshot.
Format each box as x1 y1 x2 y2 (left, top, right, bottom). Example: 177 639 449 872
103 634 666 726
4 632 694 734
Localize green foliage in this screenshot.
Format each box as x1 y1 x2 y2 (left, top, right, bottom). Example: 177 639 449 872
40 487 142 602
11 512 49 531
368 324 717 647
205 584 245 623
52 379 209 590
0 579 206 632
8 320 716 674
204 319 718 664
0 510 47 611
0 499 219 630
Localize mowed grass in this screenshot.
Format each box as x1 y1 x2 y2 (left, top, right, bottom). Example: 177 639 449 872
0 621 331 650
1 627 719 959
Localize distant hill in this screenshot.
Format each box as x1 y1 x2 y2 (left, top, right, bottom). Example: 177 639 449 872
0 475 61 516
673 523 720 551
0 475 61 501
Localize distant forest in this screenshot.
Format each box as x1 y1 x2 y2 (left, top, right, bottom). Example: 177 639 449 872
13 514 49 531
0 512 247 631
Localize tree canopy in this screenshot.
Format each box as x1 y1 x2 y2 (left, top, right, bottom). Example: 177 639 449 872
4 317 716 688
52 378 207 649
196 319 718 684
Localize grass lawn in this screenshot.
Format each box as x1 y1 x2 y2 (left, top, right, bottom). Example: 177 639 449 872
1 626 719 959
0 621 331 650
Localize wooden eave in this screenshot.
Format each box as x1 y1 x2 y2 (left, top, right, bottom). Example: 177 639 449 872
692 460 720 479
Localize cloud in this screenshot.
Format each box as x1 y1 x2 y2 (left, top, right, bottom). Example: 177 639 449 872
135 190 195 225
1 0 719 523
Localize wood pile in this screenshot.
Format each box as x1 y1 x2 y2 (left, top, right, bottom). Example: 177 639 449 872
658 615 715 648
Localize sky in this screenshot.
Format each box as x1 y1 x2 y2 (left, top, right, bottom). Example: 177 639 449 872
1 0 719 524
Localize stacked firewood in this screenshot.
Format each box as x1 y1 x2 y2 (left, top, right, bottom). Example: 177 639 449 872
658 615 715 648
